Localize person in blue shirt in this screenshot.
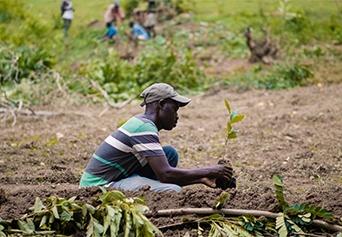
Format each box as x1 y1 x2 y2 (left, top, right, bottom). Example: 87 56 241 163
129 21 150 41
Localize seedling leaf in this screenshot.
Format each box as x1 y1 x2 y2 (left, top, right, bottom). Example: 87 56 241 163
228 130 237 139
231 114 245 124
224 99 232 114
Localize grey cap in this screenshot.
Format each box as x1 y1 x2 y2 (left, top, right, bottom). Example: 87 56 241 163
140 83 191 107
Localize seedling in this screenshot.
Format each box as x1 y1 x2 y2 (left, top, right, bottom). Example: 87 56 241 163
224 99 245 141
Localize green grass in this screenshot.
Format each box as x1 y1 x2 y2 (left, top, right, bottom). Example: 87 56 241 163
24 0 341 28
1 0 341 105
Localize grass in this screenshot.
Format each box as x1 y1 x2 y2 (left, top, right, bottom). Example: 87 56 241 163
1 0 341 105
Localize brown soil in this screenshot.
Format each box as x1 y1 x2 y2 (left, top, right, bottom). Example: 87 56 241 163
1 84 342 235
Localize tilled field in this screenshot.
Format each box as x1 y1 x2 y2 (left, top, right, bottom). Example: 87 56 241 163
1 84 341 235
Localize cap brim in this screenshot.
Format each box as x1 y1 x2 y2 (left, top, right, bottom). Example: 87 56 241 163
171 95 191 107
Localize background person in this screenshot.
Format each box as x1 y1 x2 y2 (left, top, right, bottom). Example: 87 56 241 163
129 21 150 41
60 0 74 37
144 0 157 37
104 2 125 40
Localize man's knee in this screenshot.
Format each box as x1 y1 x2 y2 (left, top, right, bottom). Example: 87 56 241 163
153 183 182 192
162 145 179 167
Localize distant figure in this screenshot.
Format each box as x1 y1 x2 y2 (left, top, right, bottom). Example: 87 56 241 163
61 0 74 37
129 21 150 41
244 27 278 64
104 2 125 40
132 9 145 26
144 0 157 37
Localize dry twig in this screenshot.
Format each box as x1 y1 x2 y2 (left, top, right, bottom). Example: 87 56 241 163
90 80 135 109
146 208 342 232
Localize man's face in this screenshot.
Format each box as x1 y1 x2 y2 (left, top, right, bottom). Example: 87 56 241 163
158 99 179 130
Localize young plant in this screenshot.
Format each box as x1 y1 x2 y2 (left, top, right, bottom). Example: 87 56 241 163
224 99 245 141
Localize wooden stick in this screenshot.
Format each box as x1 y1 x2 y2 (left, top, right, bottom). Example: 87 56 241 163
145 208 342 232
90 80 134 109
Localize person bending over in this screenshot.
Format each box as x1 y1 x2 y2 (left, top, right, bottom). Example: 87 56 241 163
80 83 233 192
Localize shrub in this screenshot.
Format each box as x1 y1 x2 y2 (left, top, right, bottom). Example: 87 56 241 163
80 43 207 102
0 44 55 85
225 64 313 90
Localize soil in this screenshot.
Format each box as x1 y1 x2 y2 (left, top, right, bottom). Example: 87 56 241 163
1 83 342 236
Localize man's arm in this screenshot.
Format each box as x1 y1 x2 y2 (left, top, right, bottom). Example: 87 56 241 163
146 155 233 187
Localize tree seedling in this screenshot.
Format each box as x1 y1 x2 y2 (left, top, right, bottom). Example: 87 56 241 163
224 99 245 141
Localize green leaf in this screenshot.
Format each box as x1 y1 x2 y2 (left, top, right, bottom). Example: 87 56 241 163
230 114 245 124
230 111 238 120
39 215 48 228
124 211 132 237
224 99 232 114
214 192 230 209
18 219 35 234
100 190 125 204
49 213 55 224
60 210 73 222
272 175 283 186
68 196 77 202
33 197 44 213
276 214 288 237
228 130 237 139
87 216 103 237
52 206 60 219
110 209 122 237
272 175 289 209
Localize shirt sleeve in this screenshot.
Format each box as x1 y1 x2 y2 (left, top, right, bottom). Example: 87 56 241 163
131 125 165 159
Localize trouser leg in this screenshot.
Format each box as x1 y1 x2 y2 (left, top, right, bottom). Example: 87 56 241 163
63 19 71 37
108 174 181 192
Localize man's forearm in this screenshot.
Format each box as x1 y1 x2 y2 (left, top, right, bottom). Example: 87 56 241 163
161 167 212 186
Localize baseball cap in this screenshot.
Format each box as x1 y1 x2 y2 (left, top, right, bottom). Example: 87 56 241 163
140 83 191 107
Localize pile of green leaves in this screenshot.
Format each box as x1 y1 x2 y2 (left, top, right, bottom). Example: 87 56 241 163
194 175 340 237
272 175 337 236
0 188 160 237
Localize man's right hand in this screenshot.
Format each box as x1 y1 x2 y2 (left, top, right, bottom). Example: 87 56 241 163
209 165 233 180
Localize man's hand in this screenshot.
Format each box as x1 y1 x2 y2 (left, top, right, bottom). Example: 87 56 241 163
200 177 216 188
208 164 233 180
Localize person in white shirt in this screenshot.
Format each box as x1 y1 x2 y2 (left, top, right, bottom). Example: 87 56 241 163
60 0 74 37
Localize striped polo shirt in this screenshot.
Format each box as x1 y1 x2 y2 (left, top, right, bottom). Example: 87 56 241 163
80 115 164 187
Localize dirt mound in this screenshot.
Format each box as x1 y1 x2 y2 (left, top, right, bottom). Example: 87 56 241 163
1 84 342 235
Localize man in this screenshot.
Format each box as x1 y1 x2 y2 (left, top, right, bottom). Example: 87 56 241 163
129 21 150 41
144 0 157 37
80 83 233 192
104 2 124 40
60 0 74 37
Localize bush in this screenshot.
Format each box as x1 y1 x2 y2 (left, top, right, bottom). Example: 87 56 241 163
0 0 25 23
259 64 313 89
0 44 55 85
80 43 207 102
225 64 313 90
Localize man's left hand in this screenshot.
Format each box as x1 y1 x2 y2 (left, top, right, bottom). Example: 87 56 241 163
200 177 216 188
